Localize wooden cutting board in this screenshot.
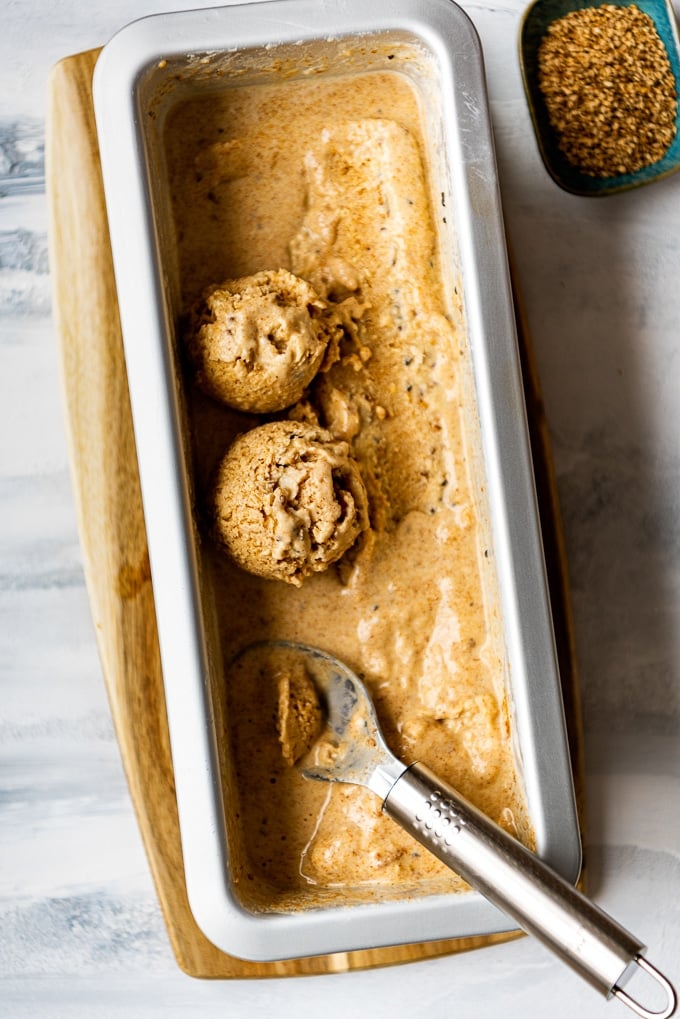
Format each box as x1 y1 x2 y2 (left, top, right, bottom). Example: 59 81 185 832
46 48 585 979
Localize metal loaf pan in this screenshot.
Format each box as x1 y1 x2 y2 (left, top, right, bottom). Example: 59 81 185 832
93 0 581 962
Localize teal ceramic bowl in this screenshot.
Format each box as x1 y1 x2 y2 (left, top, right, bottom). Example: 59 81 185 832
520 0 680 195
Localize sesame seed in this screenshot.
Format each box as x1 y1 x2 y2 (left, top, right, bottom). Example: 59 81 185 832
537 4 677 177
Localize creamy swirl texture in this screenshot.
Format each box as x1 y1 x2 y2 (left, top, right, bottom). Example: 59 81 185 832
164 64 535 912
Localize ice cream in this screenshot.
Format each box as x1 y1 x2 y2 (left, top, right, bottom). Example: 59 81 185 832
185 269 339 412
275 656 324 766
164 65 535 912
212 420 369 586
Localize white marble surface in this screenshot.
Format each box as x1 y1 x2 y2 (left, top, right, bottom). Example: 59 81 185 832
2 1 679 1016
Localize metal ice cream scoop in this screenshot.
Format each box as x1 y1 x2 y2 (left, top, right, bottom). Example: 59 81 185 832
267 640 676 1019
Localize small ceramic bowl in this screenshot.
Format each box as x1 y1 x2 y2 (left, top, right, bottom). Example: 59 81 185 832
520 0 680 195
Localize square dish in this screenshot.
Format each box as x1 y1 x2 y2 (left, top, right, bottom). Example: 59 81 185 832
93 0 581 962
520 0 680 196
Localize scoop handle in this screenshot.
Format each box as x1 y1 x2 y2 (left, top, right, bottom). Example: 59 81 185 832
383 762 676 1018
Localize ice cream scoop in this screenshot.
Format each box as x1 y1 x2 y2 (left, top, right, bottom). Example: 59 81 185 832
213 421 368 585
186 269 337 412
241 640 676 1019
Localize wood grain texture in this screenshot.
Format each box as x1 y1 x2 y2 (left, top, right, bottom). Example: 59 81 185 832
46 49 582 979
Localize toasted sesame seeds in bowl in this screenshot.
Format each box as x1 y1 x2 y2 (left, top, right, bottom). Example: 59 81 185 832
520 0 680 195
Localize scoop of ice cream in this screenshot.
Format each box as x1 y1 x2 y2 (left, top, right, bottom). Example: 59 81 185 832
186 269 336 412
275 658 324 765
213 420 369 585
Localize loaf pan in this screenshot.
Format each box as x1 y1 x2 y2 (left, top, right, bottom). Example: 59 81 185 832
93 0 581 962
